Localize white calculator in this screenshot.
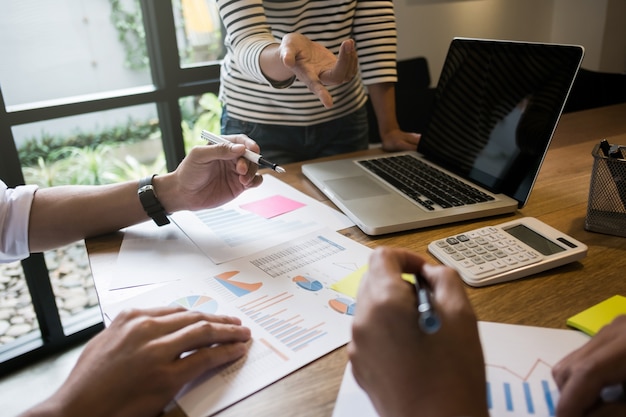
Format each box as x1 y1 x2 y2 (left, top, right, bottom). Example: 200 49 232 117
428 217 588 287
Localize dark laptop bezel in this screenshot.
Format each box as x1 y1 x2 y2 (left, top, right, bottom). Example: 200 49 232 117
416 38 584 208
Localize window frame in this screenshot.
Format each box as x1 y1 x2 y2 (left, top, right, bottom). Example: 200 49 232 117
0 0 223 375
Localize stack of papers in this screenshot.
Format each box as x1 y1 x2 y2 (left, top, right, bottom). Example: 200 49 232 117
104 175 370 417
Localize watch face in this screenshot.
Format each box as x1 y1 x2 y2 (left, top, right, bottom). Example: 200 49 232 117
138 184 154 194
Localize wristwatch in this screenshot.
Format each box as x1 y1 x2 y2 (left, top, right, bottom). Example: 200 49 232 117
138 175 170 226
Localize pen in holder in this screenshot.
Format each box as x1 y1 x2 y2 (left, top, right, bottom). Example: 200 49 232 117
585 140 626 237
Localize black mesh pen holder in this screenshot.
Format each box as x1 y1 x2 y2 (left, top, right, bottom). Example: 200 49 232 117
585 142 626 237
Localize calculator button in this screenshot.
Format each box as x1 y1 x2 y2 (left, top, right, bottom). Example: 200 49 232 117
451 253 465 261
492 260 507 269
446 237 460 245
504 247 518 255
475 237 488 245
514 253 530 263
459 259 474 268
468 263 495 275
443 246 456 254
457 234 470 242
435 240 448 248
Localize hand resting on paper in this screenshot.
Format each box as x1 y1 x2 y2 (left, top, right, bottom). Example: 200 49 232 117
553 315 626 417
20 307 251 417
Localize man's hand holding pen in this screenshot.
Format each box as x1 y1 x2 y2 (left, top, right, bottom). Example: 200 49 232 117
201 130 286 173
348 247 490 417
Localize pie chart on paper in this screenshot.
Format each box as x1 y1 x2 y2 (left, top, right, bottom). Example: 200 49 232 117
170 295 218 315
329 297 356 316
292 275 323 291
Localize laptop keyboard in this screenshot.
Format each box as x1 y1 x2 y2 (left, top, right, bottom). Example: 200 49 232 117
358 155 495 211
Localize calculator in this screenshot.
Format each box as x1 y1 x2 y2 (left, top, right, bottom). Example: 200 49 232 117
428 217 588 287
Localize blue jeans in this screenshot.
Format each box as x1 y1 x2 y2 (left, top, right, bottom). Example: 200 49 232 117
220 106 369 164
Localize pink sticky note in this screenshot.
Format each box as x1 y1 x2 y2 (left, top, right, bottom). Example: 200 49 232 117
239 195 306 219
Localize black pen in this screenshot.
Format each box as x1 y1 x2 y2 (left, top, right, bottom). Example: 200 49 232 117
412 273 441 334
201 130 286 173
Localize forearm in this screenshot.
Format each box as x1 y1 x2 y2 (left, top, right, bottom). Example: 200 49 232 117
28 180 147 252
368 82 401 136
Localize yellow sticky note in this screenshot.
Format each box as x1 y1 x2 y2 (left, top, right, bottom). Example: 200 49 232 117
331 265 368 299
330 267 418 299
566 295 626 336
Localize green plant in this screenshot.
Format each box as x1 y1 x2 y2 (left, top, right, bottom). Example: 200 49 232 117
22 157 63 188
104 153 167 184
181 92 222 152
109 0 148 70
18 117 160 167
56 144 118 185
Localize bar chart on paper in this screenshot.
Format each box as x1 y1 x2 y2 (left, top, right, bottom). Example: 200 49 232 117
238 291 329 352
332 322 591 417
479 322 589 417
486 359 557 416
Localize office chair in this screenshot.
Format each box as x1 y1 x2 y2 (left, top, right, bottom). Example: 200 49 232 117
564 67 626 113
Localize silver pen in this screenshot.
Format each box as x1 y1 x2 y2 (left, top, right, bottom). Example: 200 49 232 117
201 130 286 173
413 273 441 334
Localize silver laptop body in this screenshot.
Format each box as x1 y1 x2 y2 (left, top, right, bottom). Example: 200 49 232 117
302 38 584 235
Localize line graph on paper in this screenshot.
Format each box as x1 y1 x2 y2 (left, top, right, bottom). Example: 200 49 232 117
486 358 559 416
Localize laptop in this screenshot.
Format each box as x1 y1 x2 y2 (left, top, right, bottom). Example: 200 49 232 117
302 38 584 235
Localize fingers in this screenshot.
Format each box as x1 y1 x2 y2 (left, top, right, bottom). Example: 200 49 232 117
112 307 247 344
420 263 471 312
176 340 250 383
154 310 252 386
222 134 261 154
164 316 251 355
322 39 357 84
553 316 626 417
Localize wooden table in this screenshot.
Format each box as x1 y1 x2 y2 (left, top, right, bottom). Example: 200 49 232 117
86 103 626 417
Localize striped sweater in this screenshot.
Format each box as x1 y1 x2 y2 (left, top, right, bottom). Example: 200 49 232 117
217 0 398 126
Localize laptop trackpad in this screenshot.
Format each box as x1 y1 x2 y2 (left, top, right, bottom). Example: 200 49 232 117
324 176 389 200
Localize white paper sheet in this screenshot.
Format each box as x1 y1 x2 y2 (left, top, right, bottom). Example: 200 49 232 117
171 174 354 264
109 220 215 290
333 321 591 417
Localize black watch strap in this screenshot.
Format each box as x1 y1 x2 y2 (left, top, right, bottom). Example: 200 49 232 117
138 175 170 226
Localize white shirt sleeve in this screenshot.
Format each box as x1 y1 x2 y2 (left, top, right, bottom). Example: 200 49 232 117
0 180 37 263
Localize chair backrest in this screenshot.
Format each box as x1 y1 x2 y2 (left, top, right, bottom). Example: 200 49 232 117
367 57 435 143
564 68 626 113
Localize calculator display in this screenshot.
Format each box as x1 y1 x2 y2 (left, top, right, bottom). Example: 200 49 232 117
503 224 565 255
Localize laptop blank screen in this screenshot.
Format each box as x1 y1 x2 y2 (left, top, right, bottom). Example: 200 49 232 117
417 38 583 207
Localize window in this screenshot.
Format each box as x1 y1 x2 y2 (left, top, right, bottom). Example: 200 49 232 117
0 0 224 374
